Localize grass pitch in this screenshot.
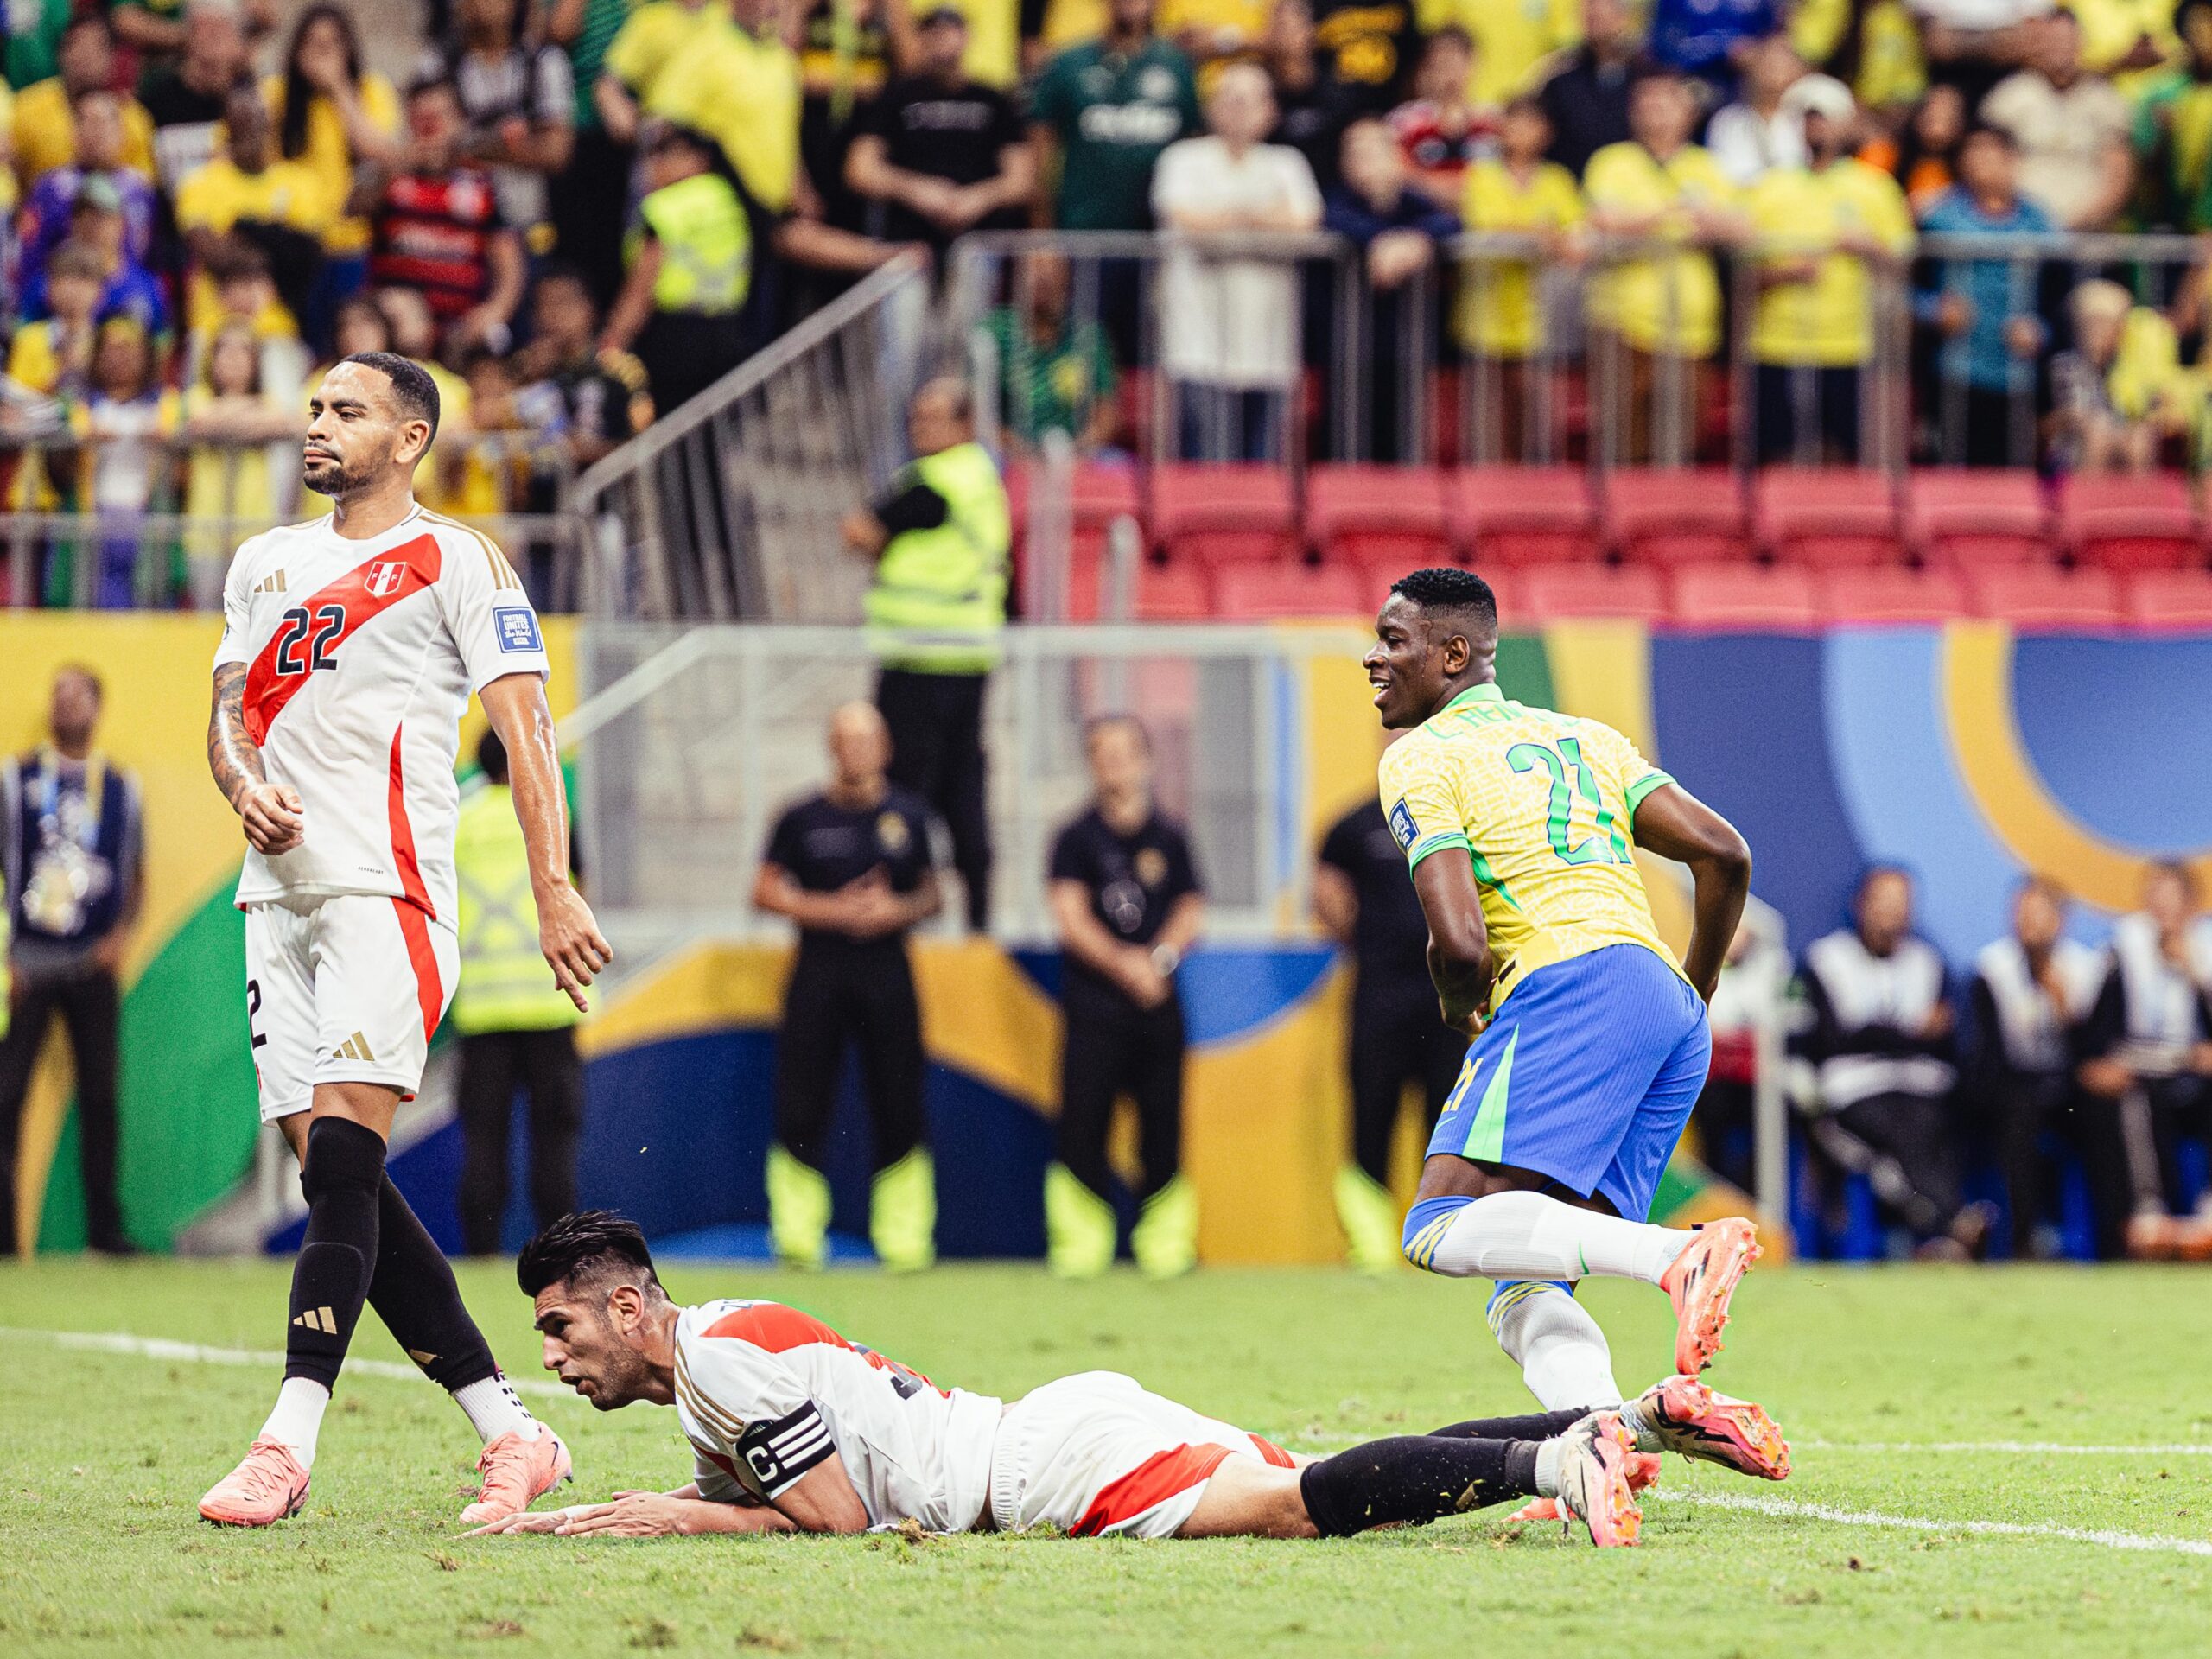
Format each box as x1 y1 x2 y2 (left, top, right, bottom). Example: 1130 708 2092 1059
3 1257 2209 1657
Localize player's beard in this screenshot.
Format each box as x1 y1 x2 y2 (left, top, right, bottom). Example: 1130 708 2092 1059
301 451 382 499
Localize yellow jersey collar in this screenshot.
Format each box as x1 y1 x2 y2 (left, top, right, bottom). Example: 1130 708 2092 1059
1435 683 1505 718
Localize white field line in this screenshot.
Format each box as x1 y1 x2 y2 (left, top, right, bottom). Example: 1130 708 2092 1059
0 1325 575 1401
1654 1488 2212 1558
1801 1439 2212 1457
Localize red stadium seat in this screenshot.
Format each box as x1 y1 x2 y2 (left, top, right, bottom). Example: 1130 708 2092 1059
1966 564 2124 627
1752 469 1903 568
1814 565 1970 623
1009 461 1145 568
1518 563 1667 622
2125 568 2212 628
1906 469 2051 567
2057 473 2202 573
1152 464 1299 566
1605 468 1751 566
1670 563 1820 629
1214 562 1367 619
1306 464 1452 568
1450 466 1600 565
1133 560 1214 621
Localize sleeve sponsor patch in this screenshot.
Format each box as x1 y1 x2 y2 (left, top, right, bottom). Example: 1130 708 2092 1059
735 1401 836 1496
493 606 543 653
1388 797 1420 851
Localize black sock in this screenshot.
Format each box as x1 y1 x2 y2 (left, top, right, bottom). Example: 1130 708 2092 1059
1298 1435 1541 1537
284 1118 386 1389
1429 1408 1587 1441
367 1176 500 1394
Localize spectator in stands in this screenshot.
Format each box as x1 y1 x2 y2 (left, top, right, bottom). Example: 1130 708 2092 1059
17 90 161 289
360 77 527 356
1691 903 1789 1202
5 0 74 90
597 0 719 144
193 243 311 407
1153 60 1324 461
175 83 332 337
1980 10 2134 230
646 0 805 216
513 264 652 496
1030 0 1200 232
795 0 904 237
601 121 756 416
1326 118 1459 457
1585 67 1743 465
141 0 254 199
1967 876 2120 1259
329 291 394 361
1705 29 1810 186
2068 0 2176 79
11 16 158 185
1647 0 1781 94
181 319 299 600
1265 0 1358 184
1386 26 1496 208
2047 277 2188 473
1913 0 2047 110
268 4 403 345
75 319 179 607
426 0 575 258
28 177 169 339
1745 78 1914 464
3 244 102 522
1818 0 1933 122
1916 122 2052 466
1424 0 1578 108
112 0 275 79
1161 0 1268 82
2075 861 2212 1258
981 250 1122 455
0 667 145 1255
1307 0 1420 121
1859 81 1968 216
2134 0 2212 230
846 6 1033 252
1457 94 1584 460
1535 0 1639 180
548 0 639 308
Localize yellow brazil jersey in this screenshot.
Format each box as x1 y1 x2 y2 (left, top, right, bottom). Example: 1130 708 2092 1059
1376 682 1685 1014
1418 0 1580 105
606 0 721 104
1458 157 1583 359
1582 140 1734 358
261 72 402 257
13 79 159 183
1745 159 1914 367
647 17 802 212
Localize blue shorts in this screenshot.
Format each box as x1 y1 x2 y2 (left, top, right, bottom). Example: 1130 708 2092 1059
1425 944 1710 1223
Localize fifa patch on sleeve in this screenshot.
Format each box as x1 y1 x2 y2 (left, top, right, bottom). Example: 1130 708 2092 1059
493 607 543 654
1388 797 1420 851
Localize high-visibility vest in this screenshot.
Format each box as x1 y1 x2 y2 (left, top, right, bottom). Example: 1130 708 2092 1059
449 784 580 1036
862 441 1010 674
633 170 751 315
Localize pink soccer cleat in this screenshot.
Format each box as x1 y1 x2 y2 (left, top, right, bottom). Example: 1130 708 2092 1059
1658 1217 1761 1375
1509 1450 1660 1524
199 1437 311 1526
1552 1412 1642 1547
1634 1375 1791 1480
459 1429 572 1526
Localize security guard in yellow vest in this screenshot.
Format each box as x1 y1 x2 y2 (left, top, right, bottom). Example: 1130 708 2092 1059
842 378 1009 932
610 121 756 417
451 729 587 1256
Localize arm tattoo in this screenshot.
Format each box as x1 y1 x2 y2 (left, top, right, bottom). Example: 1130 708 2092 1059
207 663 265 810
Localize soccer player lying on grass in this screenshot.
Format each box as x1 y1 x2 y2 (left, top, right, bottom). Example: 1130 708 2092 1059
470 1212 1789 1549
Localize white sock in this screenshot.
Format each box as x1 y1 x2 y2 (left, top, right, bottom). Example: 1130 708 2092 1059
1427 1190 1693 1286
1533 1440 1564 1499
1615 1394 1660 1452
260 1377 330 1466
452 1376 543 1445
1490 1282 1624 1411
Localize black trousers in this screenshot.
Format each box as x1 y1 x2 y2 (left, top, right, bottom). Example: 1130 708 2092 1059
2123 1077 2212 1218
0 966 124 1249
549 125 634 312
1691 1076 1757 1198
1058 975 1185 1205
455 1026 585 1256
1754 364 1861 465
1989 1073 2132 1261
1815 1089 1962 1242
876 667 992 931
1347 976 1465 1185
775 942 926 1173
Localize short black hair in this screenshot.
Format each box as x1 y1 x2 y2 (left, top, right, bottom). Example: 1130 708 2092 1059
340 350 440 447
518 1210 661 1298
1389 566 1498 636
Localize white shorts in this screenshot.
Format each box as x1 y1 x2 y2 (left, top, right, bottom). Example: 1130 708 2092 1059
988 1371 1294 1539
244 892 459 1122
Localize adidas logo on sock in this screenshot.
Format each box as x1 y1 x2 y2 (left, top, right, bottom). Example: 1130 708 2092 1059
330 1032 375 1063
252 569 289 595
292 1306 338 1334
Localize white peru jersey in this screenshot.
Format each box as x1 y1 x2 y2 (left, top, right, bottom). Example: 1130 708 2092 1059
671 1300 1003 1533
213 506 549 922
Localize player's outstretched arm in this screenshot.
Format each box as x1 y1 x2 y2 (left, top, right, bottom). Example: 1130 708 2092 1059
765 1453 872 1535
1630 782 1751 1004
480 671 613 1012
467 1485 799 1538
206 664 304 855
1410 846 1493 1034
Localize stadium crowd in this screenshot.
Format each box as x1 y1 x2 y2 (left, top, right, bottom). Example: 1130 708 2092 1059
11 0 2212 603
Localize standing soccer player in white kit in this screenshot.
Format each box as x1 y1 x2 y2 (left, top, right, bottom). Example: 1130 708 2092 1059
196 353 613 1528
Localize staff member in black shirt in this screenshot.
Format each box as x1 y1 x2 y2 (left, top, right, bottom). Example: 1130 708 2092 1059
1046 716 1204 1279
754 702 942 1273
1314 790 1467 1273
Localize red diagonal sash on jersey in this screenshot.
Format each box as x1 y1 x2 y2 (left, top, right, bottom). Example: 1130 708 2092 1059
243 532 443 745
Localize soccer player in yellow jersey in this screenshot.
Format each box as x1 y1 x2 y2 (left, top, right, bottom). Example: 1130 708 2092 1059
1368 568 1762 1423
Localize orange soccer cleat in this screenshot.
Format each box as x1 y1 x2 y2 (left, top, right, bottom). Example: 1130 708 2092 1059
198 1437 311 1527
1552 1412 1643 1547
1508 1450 1661 1525
1633 1375 1790 1480
459 1429 572 1527
1659 1217 1760 1376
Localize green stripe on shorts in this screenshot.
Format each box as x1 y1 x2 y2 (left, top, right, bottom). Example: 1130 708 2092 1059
1460 1027 1517 1164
